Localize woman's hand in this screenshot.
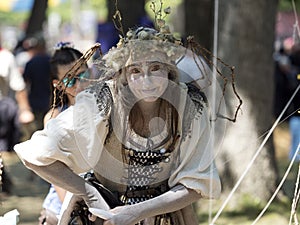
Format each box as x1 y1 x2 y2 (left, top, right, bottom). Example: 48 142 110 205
19 108 34 124
103 205 140 225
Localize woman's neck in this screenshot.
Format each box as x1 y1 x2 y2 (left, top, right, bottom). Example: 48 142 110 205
131 99 166 137
67 94 75 105
137 99 161 118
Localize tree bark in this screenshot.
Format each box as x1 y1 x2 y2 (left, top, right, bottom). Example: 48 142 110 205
25 0 48 37
184 0 214 51
216 0 279 201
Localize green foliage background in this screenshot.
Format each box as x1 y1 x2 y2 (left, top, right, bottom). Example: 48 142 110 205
279 0 300 11
0 0 183 27
0 0 297 28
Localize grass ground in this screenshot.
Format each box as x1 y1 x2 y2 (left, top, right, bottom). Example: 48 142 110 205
196 122 298 225
0 122 297 225
0 151 49 225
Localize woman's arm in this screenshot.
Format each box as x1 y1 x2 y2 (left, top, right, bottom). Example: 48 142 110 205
135 184 201 218
104 184 201 225
43 108 66 203
53 185 66 203
43 108 60 125
24 160 110 211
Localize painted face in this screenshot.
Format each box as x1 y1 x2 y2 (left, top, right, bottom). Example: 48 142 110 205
126 61 169 102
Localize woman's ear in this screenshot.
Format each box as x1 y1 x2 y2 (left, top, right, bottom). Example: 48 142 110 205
52 80 62 90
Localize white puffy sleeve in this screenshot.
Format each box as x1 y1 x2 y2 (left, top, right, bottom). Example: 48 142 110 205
14 83 112 174
168 85 221 199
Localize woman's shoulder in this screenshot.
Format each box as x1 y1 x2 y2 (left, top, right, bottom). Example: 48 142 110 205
84 81 112 96
43 108 61 125
181 82 209 140
185 82 208 105
78 81 113 117
180 82 208 114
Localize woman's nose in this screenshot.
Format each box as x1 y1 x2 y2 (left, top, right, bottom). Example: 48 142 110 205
142 73 153 86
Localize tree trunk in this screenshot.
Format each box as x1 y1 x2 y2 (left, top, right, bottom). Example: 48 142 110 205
184 0 214 51
25 0 48 37
217 0 279 201
106 0 280 203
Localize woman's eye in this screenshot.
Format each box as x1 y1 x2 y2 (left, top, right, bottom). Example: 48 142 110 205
130 68 141 74
150 64 161 72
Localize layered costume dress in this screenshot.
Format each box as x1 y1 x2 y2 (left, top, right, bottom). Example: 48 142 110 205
15 79 221 225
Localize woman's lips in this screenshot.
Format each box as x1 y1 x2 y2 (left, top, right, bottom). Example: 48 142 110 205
141 88 156 94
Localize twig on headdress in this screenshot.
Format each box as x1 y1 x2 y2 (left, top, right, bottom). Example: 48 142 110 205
150 0 171 31
186 36 242 122
112 0 125 38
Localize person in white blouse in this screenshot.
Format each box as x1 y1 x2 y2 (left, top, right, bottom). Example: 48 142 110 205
0 38 34 124
0 39 34 193
15 26 223 225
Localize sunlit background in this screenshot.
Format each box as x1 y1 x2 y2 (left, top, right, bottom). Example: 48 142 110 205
0 0 183 52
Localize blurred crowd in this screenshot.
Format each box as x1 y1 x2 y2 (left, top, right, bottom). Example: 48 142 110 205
273 37 300 162
0 33 51 192
0 13 154 224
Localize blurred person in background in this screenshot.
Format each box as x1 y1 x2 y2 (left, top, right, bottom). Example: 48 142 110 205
0 36 34 193
15 36 37 75
273 39 293 119
38 42 90 225
21 34 51 140
287 43 300 162
273 38 300 162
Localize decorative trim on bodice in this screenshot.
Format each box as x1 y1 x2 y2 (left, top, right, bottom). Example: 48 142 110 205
182 83 207 140
85 82 113 117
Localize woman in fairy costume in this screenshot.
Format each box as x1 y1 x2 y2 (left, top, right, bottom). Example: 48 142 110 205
13 20 240 224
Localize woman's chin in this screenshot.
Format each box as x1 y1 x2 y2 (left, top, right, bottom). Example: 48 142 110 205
141 96 159 102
